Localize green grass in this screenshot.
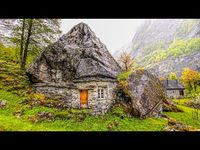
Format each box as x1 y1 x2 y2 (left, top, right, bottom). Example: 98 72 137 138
164 99 200 129
0 89 168 131
0 43 199 131
173 98 190 105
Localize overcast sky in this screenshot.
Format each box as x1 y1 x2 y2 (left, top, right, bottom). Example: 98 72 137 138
61 19 145 54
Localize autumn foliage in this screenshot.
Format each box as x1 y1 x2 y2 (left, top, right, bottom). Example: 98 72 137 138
181 68 200 92
169 72 177 80
117 51 135 72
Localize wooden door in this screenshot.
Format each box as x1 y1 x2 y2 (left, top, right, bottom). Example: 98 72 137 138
80 90 88 107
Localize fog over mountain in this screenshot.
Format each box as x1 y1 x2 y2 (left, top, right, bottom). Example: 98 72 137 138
116 19 200 77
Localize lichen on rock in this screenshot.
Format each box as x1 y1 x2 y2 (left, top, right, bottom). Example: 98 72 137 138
127 69 165 118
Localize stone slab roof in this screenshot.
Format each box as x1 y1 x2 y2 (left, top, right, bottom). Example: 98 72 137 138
161 80 185 90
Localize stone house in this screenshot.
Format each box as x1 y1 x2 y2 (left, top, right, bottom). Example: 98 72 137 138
27 22 121 115
162 79 185 99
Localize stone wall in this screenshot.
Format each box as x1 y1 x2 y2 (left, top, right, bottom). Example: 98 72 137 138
75 81 117 115
32 81 117 115
32 85 79 108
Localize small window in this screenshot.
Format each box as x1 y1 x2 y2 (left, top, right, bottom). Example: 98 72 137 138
97 89 104 99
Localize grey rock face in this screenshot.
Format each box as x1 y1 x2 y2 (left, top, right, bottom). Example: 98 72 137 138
127 69 165 118
147 51 200 77
27 22 121 83
130 19 200 58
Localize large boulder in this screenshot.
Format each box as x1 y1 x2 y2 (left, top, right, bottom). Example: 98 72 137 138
26 22 121 84
127 69 166 118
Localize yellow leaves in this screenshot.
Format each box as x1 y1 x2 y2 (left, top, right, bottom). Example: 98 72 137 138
117 80 128 89
169 72 177 80
181 67 199 86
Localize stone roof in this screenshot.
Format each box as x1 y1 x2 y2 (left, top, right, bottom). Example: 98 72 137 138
27 22 122 84
161 80 185 90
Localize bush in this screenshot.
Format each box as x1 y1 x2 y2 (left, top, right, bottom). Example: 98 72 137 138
117 70 132 81
111 104 127 118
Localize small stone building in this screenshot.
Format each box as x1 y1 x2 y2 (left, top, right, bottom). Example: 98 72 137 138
27 22 121 115
162 79 185 99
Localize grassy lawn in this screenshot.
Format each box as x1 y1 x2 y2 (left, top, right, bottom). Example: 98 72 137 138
164 98 200 129
0 90 168 131
1 86 199 131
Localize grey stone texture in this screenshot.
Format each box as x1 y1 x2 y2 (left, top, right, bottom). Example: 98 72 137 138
127 69 165 118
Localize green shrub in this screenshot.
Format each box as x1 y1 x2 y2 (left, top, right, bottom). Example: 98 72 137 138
117 70 132 81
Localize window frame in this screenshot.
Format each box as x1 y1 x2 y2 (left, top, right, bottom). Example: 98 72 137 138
97 88 105 99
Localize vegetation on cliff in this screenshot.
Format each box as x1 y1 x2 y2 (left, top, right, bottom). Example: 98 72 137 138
138 38 200 67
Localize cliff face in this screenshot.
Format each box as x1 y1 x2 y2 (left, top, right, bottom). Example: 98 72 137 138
148 51 200 77
129 19 200 77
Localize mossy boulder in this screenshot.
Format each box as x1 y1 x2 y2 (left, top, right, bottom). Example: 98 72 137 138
127 69 165 118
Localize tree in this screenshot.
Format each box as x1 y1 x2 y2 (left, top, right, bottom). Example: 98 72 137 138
19 19 25 68
21 19 33 69
0 19 62 69
117 51 135 72
181 68 199 92
169 72 177 80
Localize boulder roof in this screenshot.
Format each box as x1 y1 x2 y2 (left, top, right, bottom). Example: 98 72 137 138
27 22 121 84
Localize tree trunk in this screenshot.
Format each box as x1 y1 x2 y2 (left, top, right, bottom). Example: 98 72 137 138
188 82 192 94
20 19 25 68
194 81 197 92
21 19 33 69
